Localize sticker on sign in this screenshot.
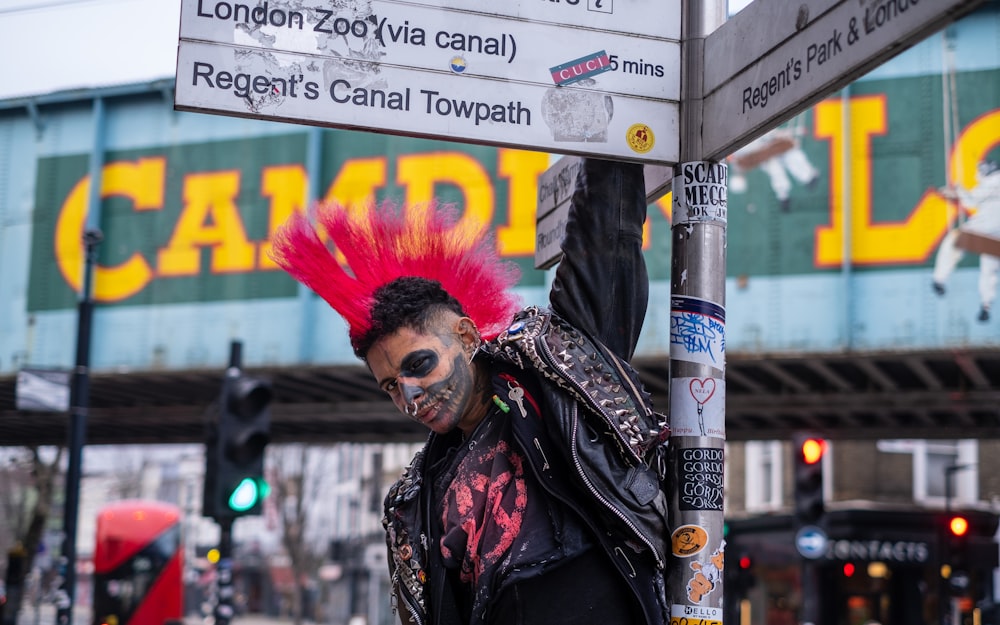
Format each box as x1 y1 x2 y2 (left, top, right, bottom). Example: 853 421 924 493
701 0 987 160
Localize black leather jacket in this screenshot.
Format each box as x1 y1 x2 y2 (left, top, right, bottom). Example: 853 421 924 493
383 159 670 625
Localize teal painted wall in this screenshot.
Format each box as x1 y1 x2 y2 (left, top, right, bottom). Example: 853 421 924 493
0 4 998 375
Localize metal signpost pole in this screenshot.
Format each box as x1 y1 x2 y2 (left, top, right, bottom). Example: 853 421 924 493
213 341 243 625
56 229 103 625
667 1 728 625
57 96 107 625
215 519 235 625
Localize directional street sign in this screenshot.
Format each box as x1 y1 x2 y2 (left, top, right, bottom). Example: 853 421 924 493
179 0 680 102
700 0 987 161
15 368 70 412
795 525 828 560
535 157 672 268
175 0 682 164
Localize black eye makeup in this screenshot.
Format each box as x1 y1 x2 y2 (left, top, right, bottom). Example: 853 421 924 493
400 349 439 379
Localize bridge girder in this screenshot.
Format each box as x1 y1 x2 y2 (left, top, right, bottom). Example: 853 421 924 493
2 348 999 447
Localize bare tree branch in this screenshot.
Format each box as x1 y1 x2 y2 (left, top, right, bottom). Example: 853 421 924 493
0 446 63 623
268 444 330 625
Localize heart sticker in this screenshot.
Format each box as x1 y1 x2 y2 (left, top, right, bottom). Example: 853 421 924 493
689 378 716 404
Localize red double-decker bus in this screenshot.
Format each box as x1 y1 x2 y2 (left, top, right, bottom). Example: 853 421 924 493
92 500 183 625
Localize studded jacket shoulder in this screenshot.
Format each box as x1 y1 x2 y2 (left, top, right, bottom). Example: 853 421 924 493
488 306 669 466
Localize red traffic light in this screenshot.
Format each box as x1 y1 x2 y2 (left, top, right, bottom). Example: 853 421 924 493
801 438 826 465
949 515 969 537
739 555 752 569
843 562 856 577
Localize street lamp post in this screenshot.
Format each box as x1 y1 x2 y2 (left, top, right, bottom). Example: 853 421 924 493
56 228 103 625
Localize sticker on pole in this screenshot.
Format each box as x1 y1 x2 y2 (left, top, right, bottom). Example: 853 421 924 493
672 161 728 224
671 604 723 625
678 447 724 512
671 524 710 557
670 295 726 369
682 543 725 605
670 377 725 438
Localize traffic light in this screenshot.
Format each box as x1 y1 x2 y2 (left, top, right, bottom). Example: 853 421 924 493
204 370 272 521
944 513 970 573
727 552 757 598
793 432 826 526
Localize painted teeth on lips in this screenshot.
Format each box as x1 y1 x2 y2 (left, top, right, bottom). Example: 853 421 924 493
415 402 439 422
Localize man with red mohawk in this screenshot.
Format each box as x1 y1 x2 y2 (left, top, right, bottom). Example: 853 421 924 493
270 158 670 625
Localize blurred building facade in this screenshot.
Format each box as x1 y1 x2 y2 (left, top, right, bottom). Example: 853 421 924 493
724 438 1000 625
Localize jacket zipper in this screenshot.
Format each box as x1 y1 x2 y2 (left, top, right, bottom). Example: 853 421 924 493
567 402 665 568
393 496 432 625
393 569 425 625
532 314 665 566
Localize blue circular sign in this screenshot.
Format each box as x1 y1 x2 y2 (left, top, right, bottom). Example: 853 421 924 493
795 525 828 559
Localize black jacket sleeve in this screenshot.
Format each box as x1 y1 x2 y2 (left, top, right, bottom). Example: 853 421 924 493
548 159 648 361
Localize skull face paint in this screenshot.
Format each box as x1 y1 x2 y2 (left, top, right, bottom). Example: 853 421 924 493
367 324 485 436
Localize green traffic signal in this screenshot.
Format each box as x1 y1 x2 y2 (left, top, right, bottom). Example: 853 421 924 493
228 477 271 512
228 477 268 512
203 363 272 521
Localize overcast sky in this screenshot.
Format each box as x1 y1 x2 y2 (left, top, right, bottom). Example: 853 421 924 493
0 0 182 100
0 0 753 101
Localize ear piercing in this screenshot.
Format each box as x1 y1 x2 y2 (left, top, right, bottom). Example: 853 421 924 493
466 323 483 364
469 336 483 365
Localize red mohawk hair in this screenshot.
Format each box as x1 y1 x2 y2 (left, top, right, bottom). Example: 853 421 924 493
268 201 522 352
